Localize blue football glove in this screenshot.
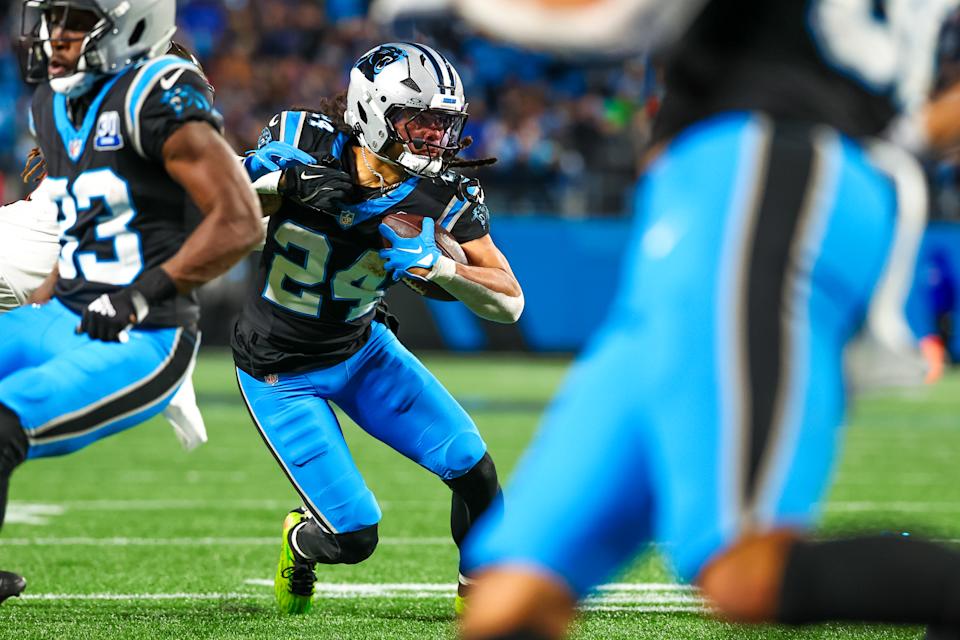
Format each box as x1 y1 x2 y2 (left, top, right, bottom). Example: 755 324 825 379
243 141 317 181
379 217 442 282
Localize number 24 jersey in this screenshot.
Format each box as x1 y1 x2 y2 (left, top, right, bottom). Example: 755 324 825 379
232 110 490 377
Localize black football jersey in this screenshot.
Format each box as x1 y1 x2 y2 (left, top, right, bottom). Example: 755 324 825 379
31 55 222 327
653 0 903 143
232 110 490 377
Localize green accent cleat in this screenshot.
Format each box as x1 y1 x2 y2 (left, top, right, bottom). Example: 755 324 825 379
454 572 473 616
454 595 468 616
275 508 317 615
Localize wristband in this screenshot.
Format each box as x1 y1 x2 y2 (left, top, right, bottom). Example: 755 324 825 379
130 267 179 306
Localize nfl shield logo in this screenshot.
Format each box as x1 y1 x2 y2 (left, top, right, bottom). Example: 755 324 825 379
264 374 279 385
339 212 355 227
69 138 83 160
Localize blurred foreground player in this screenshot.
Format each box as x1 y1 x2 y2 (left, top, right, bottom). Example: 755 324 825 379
452 1 960 639
233 43 522 615
0 0 263 602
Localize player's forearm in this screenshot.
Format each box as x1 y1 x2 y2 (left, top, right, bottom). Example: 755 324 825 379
162 199 263 292
427 256 525 323
27 265 58 305
162 124 265 292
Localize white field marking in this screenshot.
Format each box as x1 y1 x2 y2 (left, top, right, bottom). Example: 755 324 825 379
583 605 706 613
19 498 960 516
242 580 704 608
4 503 65 525
0 536 449 547
16 591 708 613
827 501 960 513
6 498 442 512
21 592 254 601
243 580 694 594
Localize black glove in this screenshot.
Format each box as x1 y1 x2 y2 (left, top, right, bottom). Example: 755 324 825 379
281 162 353 214
78 268 177 342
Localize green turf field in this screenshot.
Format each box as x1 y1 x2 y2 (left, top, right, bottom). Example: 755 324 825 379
1 351 957 639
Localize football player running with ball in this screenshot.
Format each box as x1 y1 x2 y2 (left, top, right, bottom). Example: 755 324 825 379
0 0 263 603
233 43 523 615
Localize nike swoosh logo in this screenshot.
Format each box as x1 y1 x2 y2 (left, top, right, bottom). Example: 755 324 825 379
395 246 423 254
301 172 324 180
159 69 187 91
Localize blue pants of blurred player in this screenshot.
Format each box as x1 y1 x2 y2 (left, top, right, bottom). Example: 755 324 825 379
906 222 960 360
464 112 898 597
0 298 198 459
236 321 489 538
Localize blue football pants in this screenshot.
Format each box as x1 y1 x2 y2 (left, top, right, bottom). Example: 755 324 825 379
464 113 899 596
236 321 487 534
0 298 197 458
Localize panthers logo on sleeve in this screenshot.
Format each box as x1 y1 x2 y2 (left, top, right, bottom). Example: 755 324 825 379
356 45 408 82
161 84 213 118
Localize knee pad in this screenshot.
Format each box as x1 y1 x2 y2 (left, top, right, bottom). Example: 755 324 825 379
335 524 379 565
0 404 27 476
445 452 499 499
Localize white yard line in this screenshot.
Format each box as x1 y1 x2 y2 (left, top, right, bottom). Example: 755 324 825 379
827 501 960 513
243 580 693 594
7 499 444 512
16 581 705 612
14 498 960 515
15 591 707 613
0 536 450 546
20 593 254 601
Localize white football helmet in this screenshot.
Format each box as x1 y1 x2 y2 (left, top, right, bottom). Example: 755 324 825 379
21 0 176 97
344 42 468 178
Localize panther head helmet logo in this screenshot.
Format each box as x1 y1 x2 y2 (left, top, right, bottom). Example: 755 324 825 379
356 45 408 82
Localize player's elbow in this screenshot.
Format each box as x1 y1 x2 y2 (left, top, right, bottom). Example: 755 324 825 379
484 291 524 324
231 193 266 252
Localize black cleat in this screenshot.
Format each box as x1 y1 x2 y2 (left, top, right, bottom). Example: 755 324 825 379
0 571 25 604
926 625 960 640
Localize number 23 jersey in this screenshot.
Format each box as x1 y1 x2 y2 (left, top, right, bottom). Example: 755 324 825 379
30 55 222 327
232 110 490 378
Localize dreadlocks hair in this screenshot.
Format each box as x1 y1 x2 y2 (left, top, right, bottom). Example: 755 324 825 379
291 93 353 135
448 136 497 169
302 92 497 171
21 147 46 185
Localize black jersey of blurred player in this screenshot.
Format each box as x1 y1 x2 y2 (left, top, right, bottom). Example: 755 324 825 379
31 55 222 327
653 0 901 143
232 110 490 377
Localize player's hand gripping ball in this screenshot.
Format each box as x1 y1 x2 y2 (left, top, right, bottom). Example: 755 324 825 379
379 213 467 301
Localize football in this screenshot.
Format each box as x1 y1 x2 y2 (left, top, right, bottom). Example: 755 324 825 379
381 213 467 301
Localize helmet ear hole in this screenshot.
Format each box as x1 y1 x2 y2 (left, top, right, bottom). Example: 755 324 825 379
128 19 146 47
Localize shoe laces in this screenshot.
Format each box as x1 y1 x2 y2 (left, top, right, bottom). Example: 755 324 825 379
282 560 316 596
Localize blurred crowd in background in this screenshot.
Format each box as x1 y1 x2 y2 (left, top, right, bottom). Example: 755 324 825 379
0 0 660 215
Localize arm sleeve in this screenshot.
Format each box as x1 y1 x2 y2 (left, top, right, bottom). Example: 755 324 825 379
135 65 222 162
